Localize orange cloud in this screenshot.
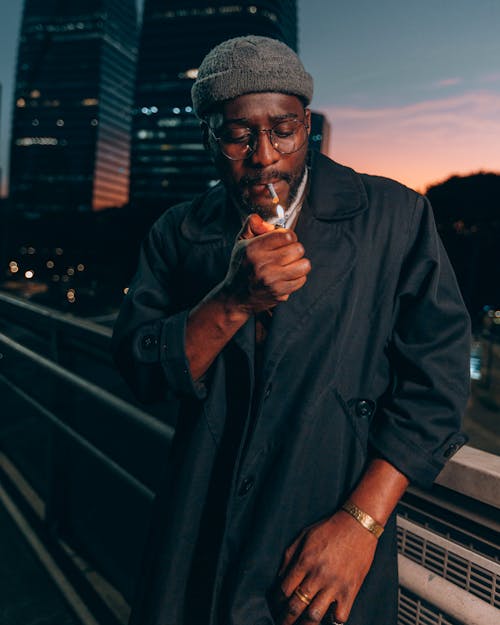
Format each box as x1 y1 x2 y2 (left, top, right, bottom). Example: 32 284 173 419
323 91 500 193
432 77 462 88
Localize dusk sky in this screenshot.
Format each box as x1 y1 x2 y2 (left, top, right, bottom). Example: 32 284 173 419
1 0 499 195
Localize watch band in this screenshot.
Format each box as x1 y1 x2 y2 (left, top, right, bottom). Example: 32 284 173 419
341 501 385 539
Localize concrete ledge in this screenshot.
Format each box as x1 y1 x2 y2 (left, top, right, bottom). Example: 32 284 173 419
435 445 500 509
398 554 500 625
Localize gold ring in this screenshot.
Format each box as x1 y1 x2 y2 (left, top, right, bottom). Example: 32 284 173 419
293 587 312 606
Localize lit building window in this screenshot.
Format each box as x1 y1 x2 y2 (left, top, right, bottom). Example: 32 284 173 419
30 89 41 98
220 6 242 14
32 119 39 126
25 270 34 279
90 119 98 126
179 68 199 79
46 260 55 269
158 118 182 127
16 137 58 146
248 6 258 14
16 98 26 107
173 107 181 114
56 119 64 126
185 106 193 113
82 98 99 106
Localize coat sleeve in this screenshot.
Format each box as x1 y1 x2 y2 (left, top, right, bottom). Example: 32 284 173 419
369 194 471 488
111 211 207 404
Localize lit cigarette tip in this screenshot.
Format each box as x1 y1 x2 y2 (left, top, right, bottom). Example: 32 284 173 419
267 183 280 204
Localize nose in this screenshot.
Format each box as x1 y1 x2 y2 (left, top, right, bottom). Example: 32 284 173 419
248 130 280 168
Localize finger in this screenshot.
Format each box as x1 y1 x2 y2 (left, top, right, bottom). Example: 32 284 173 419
272 242 307 266
280 581 316 625
239 213 276 239
279 530 306 578
280 560 309 600
332 589 355 624
256 255 310 283
245 232 298 259
276 276 309 299
299 589 333 624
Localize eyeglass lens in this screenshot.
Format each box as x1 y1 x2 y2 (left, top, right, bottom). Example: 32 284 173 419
217 119 307 160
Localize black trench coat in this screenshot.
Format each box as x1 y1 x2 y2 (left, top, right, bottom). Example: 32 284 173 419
112 152 470 625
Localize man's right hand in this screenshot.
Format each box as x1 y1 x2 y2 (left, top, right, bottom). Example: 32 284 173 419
221 214 311 314
186 214 310 381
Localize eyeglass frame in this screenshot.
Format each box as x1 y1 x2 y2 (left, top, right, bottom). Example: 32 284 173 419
207 116 310 161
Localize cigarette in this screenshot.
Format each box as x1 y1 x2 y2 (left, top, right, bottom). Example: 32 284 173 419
267 183 280 204
266 183 287 228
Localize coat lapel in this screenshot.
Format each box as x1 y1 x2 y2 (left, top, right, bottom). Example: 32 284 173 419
178 153 369 404
260 153 369 382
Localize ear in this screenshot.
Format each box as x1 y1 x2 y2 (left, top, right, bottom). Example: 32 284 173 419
201 120 210 151
200 120 218 165
304 108 312 135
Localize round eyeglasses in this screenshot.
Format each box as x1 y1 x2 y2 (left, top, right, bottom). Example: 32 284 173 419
209 118 309 161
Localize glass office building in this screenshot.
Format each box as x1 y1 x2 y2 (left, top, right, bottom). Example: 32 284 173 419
130 0 298 211
9 0 137 214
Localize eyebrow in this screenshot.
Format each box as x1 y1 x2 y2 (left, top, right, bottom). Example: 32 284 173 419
223 112 299 125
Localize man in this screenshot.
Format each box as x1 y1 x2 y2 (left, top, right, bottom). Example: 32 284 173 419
112 36 470 625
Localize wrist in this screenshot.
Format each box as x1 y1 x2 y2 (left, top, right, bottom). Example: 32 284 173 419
212 283 252 324
340 500 385 539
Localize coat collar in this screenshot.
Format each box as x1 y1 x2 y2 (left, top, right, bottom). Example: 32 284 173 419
307 151 368 221
179 152 368 243
180 183 240 244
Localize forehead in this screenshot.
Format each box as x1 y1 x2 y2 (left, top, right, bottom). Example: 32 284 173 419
215 92 304 127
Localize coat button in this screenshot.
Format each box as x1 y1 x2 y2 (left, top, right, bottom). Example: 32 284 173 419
141 334 158 350
356 399 374 419
264 383 272 399
444 442 461 458
238 477 255 496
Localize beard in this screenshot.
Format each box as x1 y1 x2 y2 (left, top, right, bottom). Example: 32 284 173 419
228 160 308 221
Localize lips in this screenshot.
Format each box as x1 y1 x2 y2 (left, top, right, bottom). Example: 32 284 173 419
248 179 283 191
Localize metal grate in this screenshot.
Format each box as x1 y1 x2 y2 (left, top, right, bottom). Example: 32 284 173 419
398 588 461 625
397 518 500 609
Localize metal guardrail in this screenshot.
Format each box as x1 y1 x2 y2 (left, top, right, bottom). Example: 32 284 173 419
0 291 499 625
0 290 112 361
0 308 174 603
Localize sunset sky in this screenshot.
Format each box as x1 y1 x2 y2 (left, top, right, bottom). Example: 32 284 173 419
1 0 499 196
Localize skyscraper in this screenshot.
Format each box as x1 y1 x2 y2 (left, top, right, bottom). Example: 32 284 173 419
130 0 298 211
9 0 137 215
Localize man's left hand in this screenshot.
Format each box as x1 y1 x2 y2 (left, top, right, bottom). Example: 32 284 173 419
272 511 378 624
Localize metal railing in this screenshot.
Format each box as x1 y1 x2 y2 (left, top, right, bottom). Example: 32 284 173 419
0 291 499 625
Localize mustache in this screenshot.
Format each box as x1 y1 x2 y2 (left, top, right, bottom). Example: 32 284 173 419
239 170 292 188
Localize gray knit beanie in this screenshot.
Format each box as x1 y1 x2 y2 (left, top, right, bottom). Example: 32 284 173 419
191 35 314 118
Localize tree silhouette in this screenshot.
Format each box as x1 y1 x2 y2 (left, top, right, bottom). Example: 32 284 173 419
426 172 500 328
